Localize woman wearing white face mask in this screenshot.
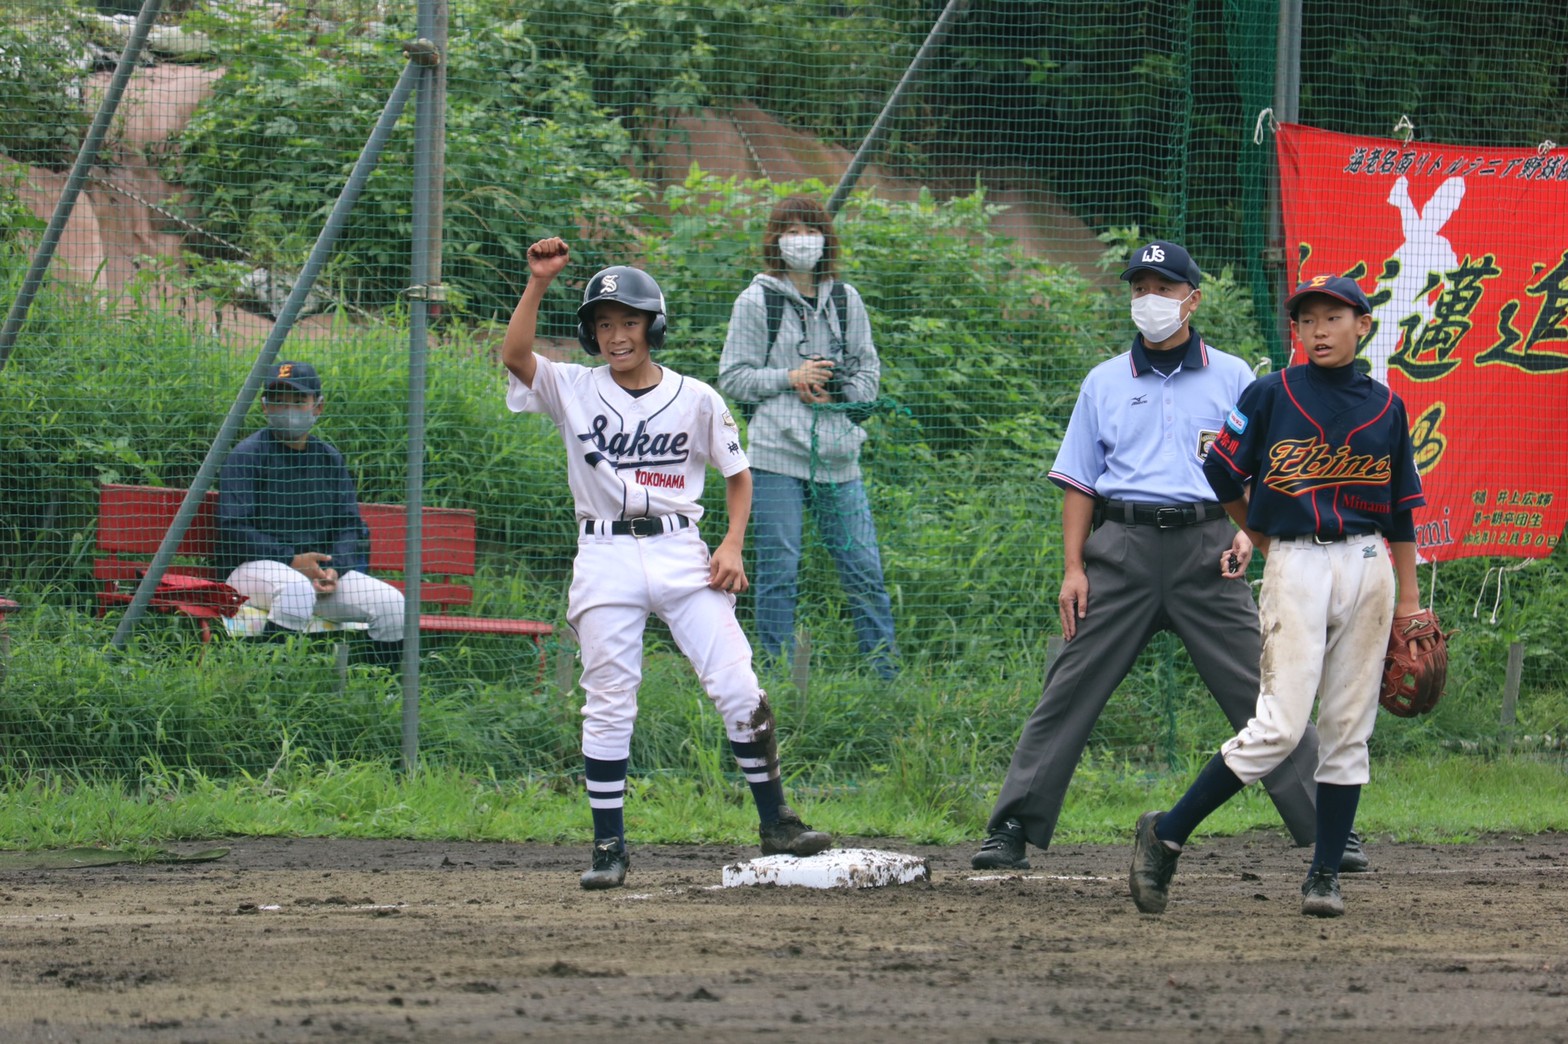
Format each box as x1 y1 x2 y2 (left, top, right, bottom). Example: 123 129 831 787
718 195 897 680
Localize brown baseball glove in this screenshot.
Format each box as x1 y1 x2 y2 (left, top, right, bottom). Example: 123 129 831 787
1379 609 1449 717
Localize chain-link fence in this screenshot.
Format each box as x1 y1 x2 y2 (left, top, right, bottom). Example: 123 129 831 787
2 0 1565 783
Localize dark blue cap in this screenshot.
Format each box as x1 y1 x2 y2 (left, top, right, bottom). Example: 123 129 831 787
266 361 322 396
1120 240 1202 287
1286 275 1373 318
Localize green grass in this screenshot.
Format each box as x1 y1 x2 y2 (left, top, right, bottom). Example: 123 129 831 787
0 752 1561 853
2 603 1566 858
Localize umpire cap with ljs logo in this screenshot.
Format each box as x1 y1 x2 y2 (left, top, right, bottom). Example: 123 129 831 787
1121 241 1203 287
576 266 669 354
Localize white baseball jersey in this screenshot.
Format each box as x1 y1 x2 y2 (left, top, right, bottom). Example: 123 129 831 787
506 357 749 521
506 354 767 766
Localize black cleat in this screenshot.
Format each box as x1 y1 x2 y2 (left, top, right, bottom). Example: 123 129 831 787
971 818 1030 870
1339 830 1369 873
1129 810 1182 914
1301 866 1344 917
759 806 832 856
580 837 629 890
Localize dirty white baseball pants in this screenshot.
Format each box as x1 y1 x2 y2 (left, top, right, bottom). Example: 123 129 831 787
569 525 766 762
1221 535 1396 787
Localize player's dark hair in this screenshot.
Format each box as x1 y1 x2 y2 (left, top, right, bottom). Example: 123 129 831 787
762 195 839 282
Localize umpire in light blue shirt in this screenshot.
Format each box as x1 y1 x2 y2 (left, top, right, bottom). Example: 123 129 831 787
970 241 1365 874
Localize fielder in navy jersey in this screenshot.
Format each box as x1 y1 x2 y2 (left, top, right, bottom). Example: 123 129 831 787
1130 274 1424 919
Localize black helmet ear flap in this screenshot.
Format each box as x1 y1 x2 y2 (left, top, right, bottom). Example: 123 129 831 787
578 313 664 354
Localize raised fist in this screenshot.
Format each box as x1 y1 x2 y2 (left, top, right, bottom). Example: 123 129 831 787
527 237 570 278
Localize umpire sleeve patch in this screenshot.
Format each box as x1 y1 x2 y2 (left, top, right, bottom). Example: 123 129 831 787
1225 406 1248 434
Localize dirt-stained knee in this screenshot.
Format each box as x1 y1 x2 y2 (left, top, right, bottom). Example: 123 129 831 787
744 692 779 772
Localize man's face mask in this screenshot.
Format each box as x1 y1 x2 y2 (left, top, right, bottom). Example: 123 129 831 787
264 396 318 439
778 233 825 273
1130 289 1195 343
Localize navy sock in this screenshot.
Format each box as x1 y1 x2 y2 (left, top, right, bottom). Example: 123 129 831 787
584 756 628 841
730 738 784 824
1311 782 1361 874
1156 752 1246 846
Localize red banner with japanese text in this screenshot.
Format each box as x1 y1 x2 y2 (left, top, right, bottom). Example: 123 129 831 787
1277 123 1568 562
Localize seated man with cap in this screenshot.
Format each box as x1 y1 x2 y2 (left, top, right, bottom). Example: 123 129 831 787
217 361 406 668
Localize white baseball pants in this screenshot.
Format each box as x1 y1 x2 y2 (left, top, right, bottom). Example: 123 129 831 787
225 560 407 642
1221 535 1396 787
568 526 766 762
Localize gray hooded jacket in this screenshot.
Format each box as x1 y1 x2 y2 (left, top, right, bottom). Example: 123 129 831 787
717 273 880 484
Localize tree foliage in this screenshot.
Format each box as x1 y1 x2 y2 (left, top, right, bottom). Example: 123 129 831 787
0 9 91 172
167 1 648 320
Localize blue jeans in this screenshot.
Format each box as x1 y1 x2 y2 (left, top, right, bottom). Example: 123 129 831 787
750 470 897 679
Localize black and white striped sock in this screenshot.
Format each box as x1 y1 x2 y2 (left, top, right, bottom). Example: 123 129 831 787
584 756 628 841
730 738 784 824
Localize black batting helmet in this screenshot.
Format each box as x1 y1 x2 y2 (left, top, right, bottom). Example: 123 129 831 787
575 266 668 355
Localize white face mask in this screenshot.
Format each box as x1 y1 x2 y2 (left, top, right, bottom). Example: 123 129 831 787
266 406 318 439
778 233 825 273
1130 290 1194 343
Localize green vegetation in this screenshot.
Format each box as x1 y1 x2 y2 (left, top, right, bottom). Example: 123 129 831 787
8 0 1568 295
0 176 1155 623
1 1 1566 842
0 10 91 171
169 1 647 321
2 166 1565 811
1 751 1562 851
1 587 1564 838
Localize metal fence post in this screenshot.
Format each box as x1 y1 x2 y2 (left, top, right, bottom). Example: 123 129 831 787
400 0 449 775
826 0 972 218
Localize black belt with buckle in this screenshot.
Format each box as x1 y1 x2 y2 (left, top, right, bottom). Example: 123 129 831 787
583 515 692 537
1100 499 1227 529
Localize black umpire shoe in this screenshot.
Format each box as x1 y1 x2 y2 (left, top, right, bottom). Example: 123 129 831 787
580 837 629 890
1339 830 1370 873
759 806 833 856
1129 810 1182 914
1301 866 1345 917
971 818 1030 870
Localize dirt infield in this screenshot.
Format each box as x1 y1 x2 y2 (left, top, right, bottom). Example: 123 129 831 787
1 832 1565 1043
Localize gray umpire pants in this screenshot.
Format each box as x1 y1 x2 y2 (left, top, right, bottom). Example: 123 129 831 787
988 515 1320 849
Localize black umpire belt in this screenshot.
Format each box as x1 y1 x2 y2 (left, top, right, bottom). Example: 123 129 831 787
1100 499 1228 528
582 514 693 538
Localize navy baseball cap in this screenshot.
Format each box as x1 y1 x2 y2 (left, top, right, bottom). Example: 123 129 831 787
266 361 322 396
1286 275 1372 318
1120 240 1202 287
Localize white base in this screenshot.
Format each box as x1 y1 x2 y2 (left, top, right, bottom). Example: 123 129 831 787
722 847 929 889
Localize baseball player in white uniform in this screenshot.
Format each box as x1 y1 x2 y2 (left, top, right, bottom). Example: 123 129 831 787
501 237 832 890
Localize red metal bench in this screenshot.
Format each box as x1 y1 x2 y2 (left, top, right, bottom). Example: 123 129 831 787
95 484 554 672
